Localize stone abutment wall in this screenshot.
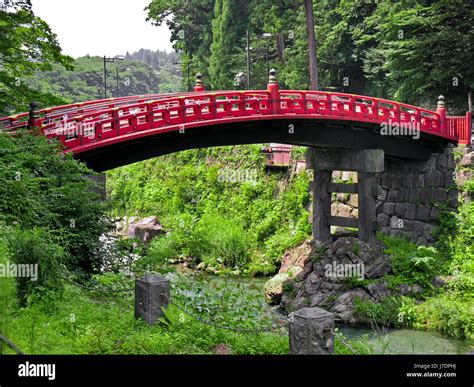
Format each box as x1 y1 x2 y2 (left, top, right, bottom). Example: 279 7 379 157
310 145 465 245
375 146 459 245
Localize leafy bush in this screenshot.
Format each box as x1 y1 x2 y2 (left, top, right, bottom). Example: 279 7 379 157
147 234 178 264
7 227 64 306
416 294 473 339
462 179 474 195
397 297 418 328
378 234 439 290
354 296 403 327
0 131 112 273
192 213 250 269
446 202 474 296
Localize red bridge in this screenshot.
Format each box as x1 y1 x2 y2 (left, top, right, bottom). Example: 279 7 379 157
1 71 471 172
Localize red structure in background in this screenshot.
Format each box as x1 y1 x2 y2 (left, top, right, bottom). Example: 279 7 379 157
262 143 293 167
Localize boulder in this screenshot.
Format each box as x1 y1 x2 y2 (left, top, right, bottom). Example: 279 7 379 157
366 281 391 301
279 237 392 321
331 289 371 324
432 276 449 288
127 216 166 244
335 203 352 218
278 240 313 274
399 283 423 296
460 152 474 167
265 266 302 304
114 216 138 237
264 273 289 305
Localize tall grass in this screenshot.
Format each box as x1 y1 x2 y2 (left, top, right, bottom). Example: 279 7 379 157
191 213 250 268
0 232 15 354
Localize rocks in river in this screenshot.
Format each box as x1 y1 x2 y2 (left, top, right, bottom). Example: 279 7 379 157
264 266 302 305
127 216 166 244
332 289 370 325
366 281 391 301
275 237 397 324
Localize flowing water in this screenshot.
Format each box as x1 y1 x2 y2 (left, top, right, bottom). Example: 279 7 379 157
174 267 473 354
339 326 473 354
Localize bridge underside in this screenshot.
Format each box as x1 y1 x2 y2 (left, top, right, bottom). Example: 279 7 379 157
75 118 454 172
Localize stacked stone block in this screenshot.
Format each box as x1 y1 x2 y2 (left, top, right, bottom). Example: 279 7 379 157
375 146 458 245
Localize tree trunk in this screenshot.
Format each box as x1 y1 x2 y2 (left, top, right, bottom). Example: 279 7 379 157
305 0 319 91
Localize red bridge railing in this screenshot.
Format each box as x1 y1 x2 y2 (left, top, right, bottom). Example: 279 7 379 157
0 72 471 153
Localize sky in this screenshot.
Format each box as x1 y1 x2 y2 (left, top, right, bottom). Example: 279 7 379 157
31 0 174 59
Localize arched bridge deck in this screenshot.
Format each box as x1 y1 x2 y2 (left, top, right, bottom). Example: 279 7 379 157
1 73 471 172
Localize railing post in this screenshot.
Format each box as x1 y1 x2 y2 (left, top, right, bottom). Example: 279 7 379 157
135 274 170 325
146 101 155 127
289 307 335 354
112 107 120 135
267 68 281 114
193 73 205 92
459 111 472 145
28 101 42 131
436 95 447 135
467 111 472 146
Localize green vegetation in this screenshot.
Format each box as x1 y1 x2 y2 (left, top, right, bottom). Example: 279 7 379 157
147 0 473 111
1 271 369 355
27 54 181 104
0 0 73 115
354 194 474 339
108 146 311 275
4 284 288 355
209 0 249 89
378 234 440 291
355 296 404 328
0 131 112 274
1 0 472 355
0 235 15 353
6 227 65 306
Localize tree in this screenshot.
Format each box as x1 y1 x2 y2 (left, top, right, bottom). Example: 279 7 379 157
0 131 112 274
209 0 250 89
146 0 215 83
0 0 73 115
358 0 474 111
304 0 318 90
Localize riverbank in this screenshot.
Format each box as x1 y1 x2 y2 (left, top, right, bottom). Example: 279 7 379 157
4 267 471 355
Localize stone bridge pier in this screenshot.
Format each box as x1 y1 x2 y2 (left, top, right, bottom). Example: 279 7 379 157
307 145 458 244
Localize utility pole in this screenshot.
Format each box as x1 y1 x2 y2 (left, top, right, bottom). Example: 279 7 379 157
116 67 119 97
262 33 272 78
103 55 125 99
246 30 251 90
304 0 319 91
103 56 107 99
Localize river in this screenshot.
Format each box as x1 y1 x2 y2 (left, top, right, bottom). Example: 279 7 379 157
172 267 473 354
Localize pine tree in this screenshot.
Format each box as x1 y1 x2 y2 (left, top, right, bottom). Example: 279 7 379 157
209 0 249 89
